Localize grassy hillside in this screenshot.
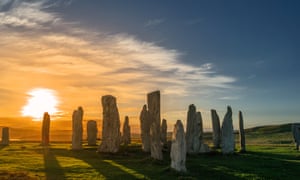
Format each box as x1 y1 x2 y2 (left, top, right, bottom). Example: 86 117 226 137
0 123 299 179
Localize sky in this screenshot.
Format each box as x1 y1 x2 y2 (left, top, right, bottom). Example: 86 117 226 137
0 0 299 131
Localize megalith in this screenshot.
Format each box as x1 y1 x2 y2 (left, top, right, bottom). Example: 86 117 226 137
161 119 167 146
140 104 151 152
1 127 9 145
292 123 300 150
87 120 98 146
239 111 246 152
41 112 50 146
148 90 163 160
72 106 83 150
122 116 131 146
98 95 121 153
211 109 221 149
170 120 187 172
221 106 235 154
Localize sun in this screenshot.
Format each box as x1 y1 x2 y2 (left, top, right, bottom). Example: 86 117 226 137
21 88 59 120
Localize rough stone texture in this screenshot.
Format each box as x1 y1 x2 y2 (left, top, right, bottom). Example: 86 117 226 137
148 91 163 160
140 104 151 152
1 127 9 145
292 123 300 150
221 106 235 154
87 120 97 146
98 95 121 153
161 119 167 146
72 107 83 150
122 116 131 146
41 112 50 146
239 111 246 152
170 120 187 172
186 104 205 154
211 109 221 148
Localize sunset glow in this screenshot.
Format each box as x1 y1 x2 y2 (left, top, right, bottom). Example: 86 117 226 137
21 88 59 120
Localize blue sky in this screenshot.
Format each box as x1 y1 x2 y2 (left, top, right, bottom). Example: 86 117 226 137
0 0 299 129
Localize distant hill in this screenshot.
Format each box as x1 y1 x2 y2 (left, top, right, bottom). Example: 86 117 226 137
245 123 292 134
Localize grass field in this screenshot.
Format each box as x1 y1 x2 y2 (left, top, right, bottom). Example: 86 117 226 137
0 124 299 180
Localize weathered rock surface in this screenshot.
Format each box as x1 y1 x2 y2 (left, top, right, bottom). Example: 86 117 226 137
148 91 163 160
87 120 97 146
98 95 121 153
292 123 300 150
239 111 246 152
170 120 187 172
211 109 221 148
161 119 167 146
41 112 50 146
186 104 206 153
72 107 83 150
140 104 151 152
1 127 9 145
221 106 235 154
122 116 131 146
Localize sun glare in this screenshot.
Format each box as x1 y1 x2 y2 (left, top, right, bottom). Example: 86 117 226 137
21 88 59 120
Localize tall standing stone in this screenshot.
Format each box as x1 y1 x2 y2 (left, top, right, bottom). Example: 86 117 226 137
186 105 205 153
87 120 97 146
291 123 300 150
221 106 235 154
170 120 186 172
239 111 246 152
161 119 167 146
211 109 221 148
1 127 9 145
72 107 83 150
98 95 121 153
148 91 163 160
41 112 50 146
140 105 151 152
122 116 131 146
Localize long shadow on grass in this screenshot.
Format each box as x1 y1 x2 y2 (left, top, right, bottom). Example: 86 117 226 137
0 145 7 150
50 146 150 179
42 147 66 180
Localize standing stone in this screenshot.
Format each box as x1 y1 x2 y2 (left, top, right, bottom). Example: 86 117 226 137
41 112 50 146
122 116 131 146
140 105 151 152
239 111 246 152
170 120 186 172
72 107 83 150
292 123 300 150
161 119 167 146
98 95 121 153
87 120 97 146
211 109 221 148
1 127 9 145
186 105 205 153
148 91 163 160
221 106 235 154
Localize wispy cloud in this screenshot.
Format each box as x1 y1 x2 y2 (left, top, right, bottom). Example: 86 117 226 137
144 18 165 27
0 1 237 120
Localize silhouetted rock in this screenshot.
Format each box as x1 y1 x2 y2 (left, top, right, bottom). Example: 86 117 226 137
1 127 9 145
170 120 186 172
140 104 151 152
122 116 131 146
161 119 167 146
221 106 235 154
211 109 221 149
87 120 97 146
239 111 246 152
292 123 300 150
98 95 121 153
72 107 83 150
41 112 50 146
148 91 163 160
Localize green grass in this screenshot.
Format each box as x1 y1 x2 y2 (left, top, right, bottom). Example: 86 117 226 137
0 124 300 179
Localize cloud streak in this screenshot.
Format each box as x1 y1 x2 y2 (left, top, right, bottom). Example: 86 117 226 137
0 1 237 122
